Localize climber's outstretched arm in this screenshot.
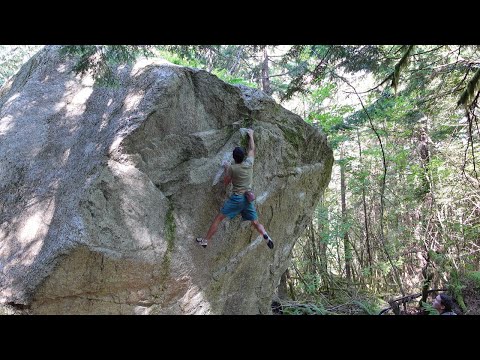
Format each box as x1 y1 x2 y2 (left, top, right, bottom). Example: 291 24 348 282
247 129 255 157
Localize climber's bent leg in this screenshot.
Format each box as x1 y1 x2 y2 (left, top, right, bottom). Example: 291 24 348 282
251 220 266 236
205 213 226 241
251 220 274 250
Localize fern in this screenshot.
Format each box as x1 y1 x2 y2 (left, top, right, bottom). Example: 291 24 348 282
449 270 467 312
420 301 439 315
353 300 381 315
282 302 328 315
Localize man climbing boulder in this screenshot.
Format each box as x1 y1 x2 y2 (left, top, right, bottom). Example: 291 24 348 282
196 128 274 249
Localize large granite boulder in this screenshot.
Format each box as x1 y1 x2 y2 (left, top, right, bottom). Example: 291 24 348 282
0 46 333 314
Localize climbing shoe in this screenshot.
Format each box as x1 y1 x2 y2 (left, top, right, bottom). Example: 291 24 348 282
195 237 208 248
263 233 274 249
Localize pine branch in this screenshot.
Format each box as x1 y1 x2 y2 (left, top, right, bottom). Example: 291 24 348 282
457 67 480 108
391 45 415 94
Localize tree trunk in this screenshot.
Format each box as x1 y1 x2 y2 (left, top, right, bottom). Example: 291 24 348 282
309 223 319 276
261 48 272 95
228 46 244 75
419 251 433 313
278 269 289 299
357 128 372 268
417 127 432 198
317 194 330 292
344 80 405 297
340 147 352 282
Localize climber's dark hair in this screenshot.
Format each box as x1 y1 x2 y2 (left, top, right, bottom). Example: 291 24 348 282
439 293 454 312
233 147 245 164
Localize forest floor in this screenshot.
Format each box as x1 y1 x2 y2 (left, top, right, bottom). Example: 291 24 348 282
273 275 480 315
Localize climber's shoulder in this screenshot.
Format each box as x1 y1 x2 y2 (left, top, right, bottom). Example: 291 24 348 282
242 156 254 167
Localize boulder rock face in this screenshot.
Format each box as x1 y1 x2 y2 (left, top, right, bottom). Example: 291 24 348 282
0 46 333 314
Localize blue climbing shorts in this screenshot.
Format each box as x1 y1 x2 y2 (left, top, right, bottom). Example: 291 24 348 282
220 194 258 221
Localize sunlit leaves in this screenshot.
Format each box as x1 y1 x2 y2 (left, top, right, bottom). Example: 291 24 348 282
211 69 257 87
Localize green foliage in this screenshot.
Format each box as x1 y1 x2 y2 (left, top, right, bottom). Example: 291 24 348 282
390 149 409 172
302 273 322 295
448 270 467 312
286 45 480 312
353 299 381 315
60 45 153 86
311 83 336 103
282 303 328 315
457 68 480 108
466 271 480 287
361 266 372 277
377 261 394 277
325 133 349 150
432 124 461 140
405 162 430 200
158 50 204 68
463 223 480 242
391 45 414 94
212 68 257 87
0 45 43 87
309 112 343 132
421 301 439 315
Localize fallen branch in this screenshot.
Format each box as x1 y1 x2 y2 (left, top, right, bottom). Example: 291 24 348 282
379 288 447 315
